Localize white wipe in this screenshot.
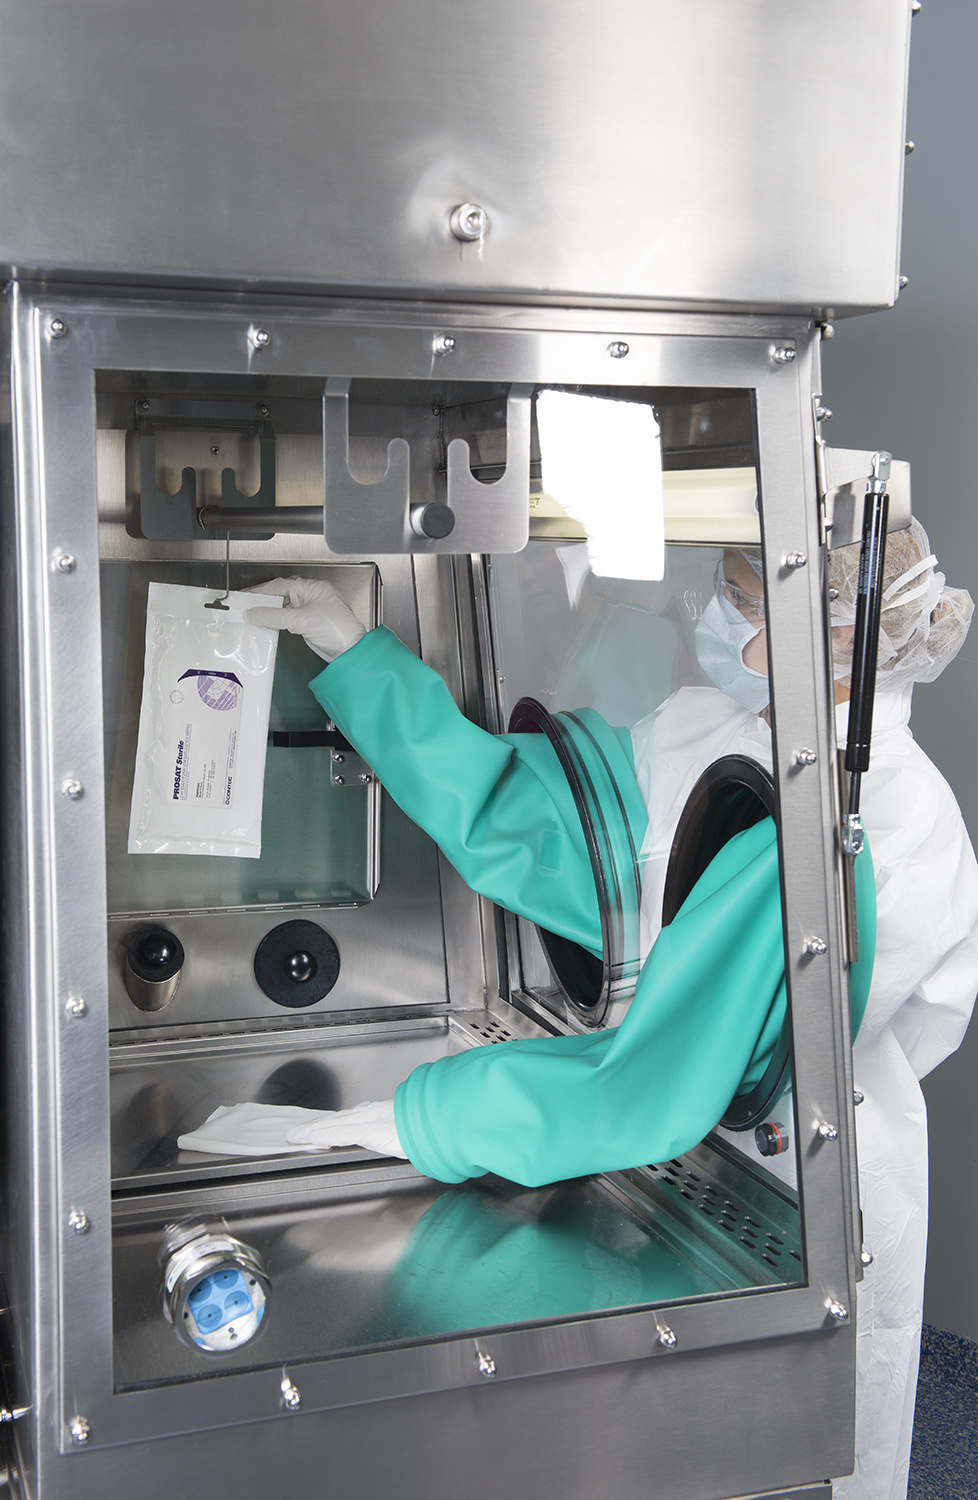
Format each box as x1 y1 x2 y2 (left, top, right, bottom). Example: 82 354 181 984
536 390 665 581
177 1101 406 1160
127 583 283 858
177 1104 333 1156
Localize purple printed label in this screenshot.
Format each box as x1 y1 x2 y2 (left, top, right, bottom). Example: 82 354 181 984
178 669 243 712
169 669 244 808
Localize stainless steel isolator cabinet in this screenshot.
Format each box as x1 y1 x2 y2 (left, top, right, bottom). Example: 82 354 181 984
0 5 916 1499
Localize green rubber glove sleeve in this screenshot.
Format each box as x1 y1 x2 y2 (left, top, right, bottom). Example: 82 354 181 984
311 628 876 1188
311 626 605 956
395 819 785 1183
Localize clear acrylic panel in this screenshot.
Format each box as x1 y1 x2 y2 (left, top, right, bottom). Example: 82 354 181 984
486 385 800 1195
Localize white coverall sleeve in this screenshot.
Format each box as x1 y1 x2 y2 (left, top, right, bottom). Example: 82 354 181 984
837 712 978 1500
856 741 978 1078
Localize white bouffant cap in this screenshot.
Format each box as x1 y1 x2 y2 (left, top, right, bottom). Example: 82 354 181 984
828 516 973 688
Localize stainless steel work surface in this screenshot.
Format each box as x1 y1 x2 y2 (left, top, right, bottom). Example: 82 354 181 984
112 1169 758 1391
0 0 910 312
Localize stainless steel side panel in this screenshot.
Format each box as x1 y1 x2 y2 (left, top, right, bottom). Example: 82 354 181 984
16 1336 852 1500
0 0 909 313
0 288 41 1497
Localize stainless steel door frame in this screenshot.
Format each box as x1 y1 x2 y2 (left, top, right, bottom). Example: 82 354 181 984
18 1338 850 1500
5 287 857 1464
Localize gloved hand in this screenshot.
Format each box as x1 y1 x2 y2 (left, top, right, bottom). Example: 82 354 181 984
246 577 367 662
286 1099 407 1158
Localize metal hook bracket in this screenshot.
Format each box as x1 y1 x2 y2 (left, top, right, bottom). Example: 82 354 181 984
323 377 532 554
138 433 198 539
134 400 275 540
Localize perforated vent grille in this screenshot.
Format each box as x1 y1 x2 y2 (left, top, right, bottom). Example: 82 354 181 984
459 1017 518 1045
647 1159 802 1272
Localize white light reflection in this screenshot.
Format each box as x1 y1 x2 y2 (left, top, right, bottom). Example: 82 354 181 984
536 390 665 582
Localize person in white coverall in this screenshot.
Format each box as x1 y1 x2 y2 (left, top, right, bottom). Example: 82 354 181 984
650 524 977 1500
246 516 977 1500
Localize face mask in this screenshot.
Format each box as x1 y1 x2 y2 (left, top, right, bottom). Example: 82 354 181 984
694 593 770 714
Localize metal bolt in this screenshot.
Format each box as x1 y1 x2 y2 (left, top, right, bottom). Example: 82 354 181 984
828 587 839 602
449 203 489 242
772 346 796 366
905 140 915 155
333 776 345 786
137 399 152 413
65 996 87 1020
911 1 921 13
843 813 865 858
69 1416 91 1446
433 334 456 356
805 936 828 956
280 1376 301 1411
608 341 630 359
815 405 833 422
853 1089 865 1106
820 323 835 340
898 274 910 290
818 1121 839 1142
476 1350 496 1379
827 1301 849 1325
49 318 68 340
333 754 344 764
210 445 221 456
68 1208 90 1236
784 551 808 570
359 772 372 784
256 403 270 417
656 1325 678 1350
861 1247 874 1267
61 779 84 801
794 748 817 767
252 328 272 349
55 552 76 574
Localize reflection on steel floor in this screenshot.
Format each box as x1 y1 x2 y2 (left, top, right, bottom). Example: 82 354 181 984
113 1165 773 1390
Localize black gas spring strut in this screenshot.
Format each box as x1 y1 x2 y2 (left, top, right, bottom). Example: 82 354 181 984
842 451 891 857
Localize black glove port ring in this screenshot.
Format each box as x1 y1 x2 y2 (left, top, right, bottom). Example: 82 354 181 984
508 698 643 1029
661 755 791 1132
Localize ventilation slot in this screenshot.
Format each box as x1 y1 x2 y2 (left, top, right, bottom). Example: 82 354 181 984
645 1160 800 1274
463 1018 518 1045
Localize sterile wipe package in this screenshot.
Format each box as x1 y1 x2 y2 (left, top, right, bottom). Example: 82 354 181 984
127 583 283 858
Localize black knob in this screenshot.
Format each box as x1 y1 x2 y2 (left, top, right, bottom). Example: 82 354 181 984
286 950 317 984
128 927 185 983
141 934 176 968
254 920 341 1008
755 1122 790 1158
421 503 455 538
411 503 456 539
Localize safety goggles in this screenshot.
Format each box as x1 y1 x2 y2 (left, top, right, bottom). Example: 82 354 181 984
715 558 766 622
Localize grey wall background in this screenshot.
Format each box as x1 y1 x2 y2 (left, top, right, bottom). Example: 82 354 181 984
821 2 978 1342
